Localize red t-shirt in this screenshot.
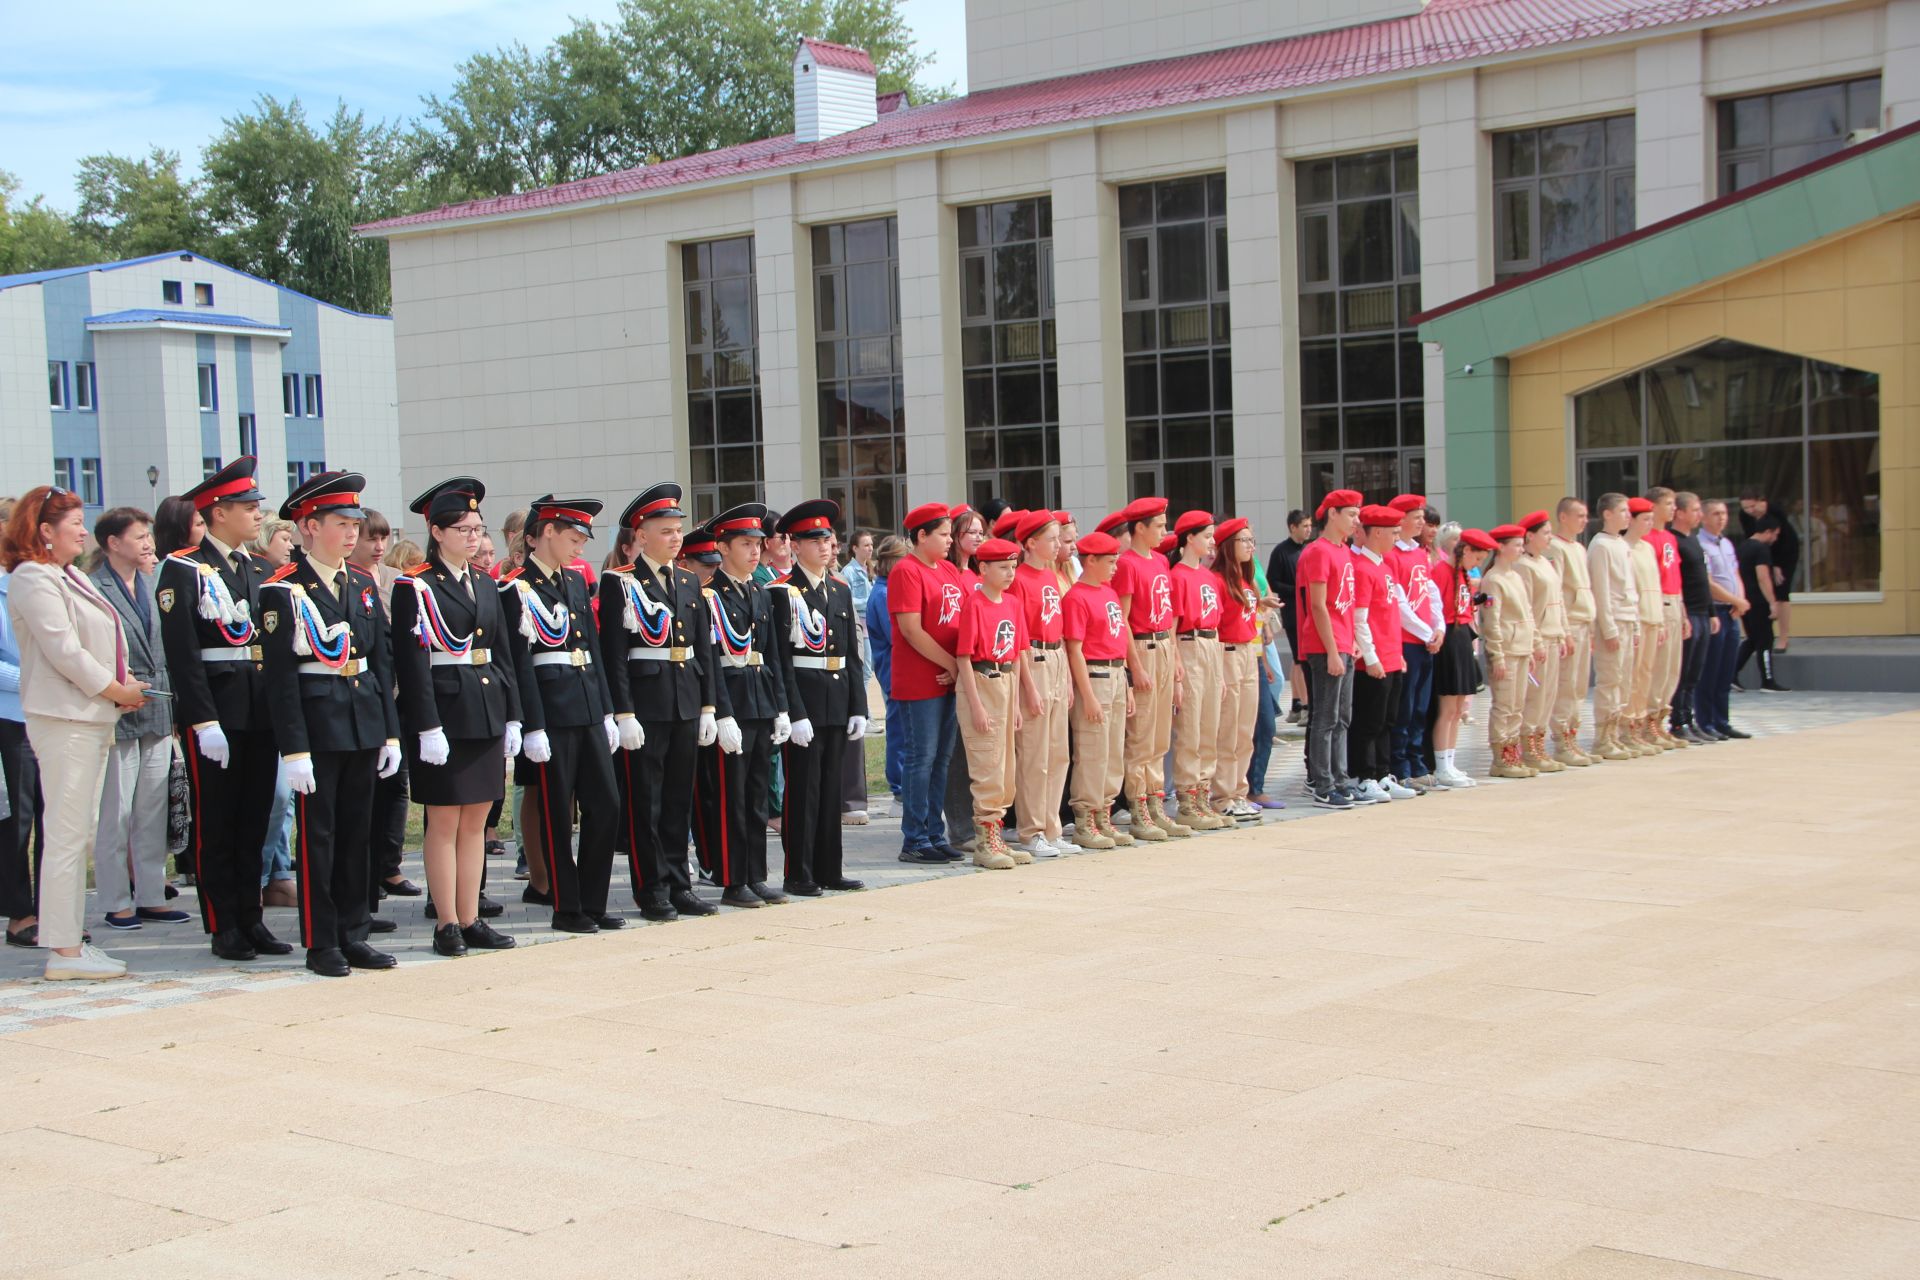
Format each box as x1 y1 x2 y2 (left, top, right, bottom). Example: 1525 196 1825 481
1216 573 1259 644
1011 561 1065 645
888 555 966 701
1352 549 1405 673
1293 537 1356 657
957 587 1028 663
1112 548 1176 635
1435 560 1476 625
1647 528 1683 595
1063 581 1128 661
1388 544 1436 625
1171 562 1223 632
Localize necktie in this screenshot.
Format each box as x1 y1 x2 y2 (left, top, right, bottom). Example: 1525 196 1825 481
335 572 347 604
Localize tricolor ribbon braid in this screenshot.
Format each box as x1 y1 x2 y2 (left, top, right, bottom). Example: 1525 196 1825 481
709 592 754 657
620 573 673 644
787 586 828 653
514 580 570 646
401 577 472 656
275 584 351 665
172 553 255 642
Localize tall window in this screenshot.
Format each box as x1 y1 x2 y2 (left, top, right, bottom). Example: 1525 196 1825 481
162 280 183 304
47 361 69 409
1120 174 1233 515
80 458 102 506
283 373 300 417
1574 338 1880 593
202 456 222 479
960 197 1057 510
53 458 75 491
1298 147 1423 508
683 236 763 523
75 362 96 411
238 413 258 458
304 374 323 418
197 363 218 412
1718 77 1880 194
1495 116 1634 281
815 217 903 534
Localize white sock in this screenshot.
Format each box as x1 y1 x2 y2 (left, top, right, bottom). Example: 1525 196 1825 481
1440 749 1455 769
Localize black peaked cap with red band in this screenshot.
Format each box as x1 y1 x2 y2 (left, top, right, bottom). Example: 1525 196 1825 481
281 470 366 523
777 498 839 541
681 525 723 564
620 482 685 528
186 456 265 511
712 502 770 540
530 494 602 537
410 476 486 524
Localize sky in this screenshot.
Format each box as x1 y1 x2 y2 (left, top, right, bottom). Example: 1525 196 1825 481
0 0 970 209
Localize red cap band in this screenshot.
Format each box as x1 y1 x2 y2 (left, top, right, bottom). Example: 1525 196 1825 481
194 476 257 509
290 491 362 520
538 505 595 525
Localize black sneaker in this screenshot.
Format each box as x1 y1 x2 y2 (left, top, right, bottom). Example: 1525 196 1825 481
898 847 948 864
1761 680 1791 693
1312 789 1353 810
1720 725 1752 739
1341 785 1377 806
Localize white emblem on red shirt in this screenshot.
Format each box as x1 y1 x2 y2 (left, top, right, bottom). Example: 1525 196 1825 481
1408 562 1431 601
1104 600 1125 637
1239 588 1257 622
1332 563 1355 616
1661 541 1676 569
1150 576 1173 626
1199 583 1218 617
938 582 963 626
1040 584 1061 624
992 618 1018 661
1456 581 1471 615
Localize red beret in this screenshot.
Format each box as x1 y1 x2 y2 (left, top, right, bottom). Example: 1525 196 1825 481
975 537 1019 563
1520 510 1550 531
1015 509 1057 543
1155 534 1177 557
903 502 952 532
1460 528 1498 551
948 502 973 520
1388 493 1427 513
1490 523 1525 541
1360 505 1403 528
1316 488 1363 518
1052 509 1073 525
992 508 1025 538
1627 496 1654 514
1122 496 1168 523
1214 517 1249 542
1095 511 1127 536
1077 531 1120 556
1173 510 1214 536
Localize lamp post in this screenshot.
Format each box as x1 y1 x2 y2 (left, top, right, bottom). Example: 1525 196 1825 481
147 465 159 507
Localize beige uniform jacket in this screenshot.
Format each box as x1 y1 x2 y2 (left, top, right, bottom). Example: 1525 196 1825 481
1629 539 1663 625
1587 532 1638 640
1543 534 1596 624
1479 564 1536 665
1516 554 1567 640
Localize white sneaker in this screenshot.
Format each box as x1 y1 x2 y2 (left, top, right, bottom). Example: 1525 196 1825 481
1113 808 1132 826
1362 780 1393 803
45 944 128 981
1433 765 1476 789
1025 836 1062 859
1234 799 1262 819
1383 778 1418 800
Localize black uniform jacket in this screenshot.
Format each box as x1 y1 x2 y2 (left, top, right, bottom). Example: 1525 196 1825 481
708 572 788 724
157 539 274 732
258 558 401 756
770 568 865 727
498 559 612 733
597 558 723 722
390 559 522 741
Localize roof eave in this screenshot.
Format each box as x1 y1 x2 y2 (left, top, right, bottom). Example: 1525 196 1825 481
87 318 295 340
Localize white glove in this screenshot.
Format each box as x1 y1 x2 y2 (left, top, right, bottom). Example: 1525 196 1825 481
617 716 646 751
770 712 792 746
196 723 231 769
847 715 868 742
503 720 522 759
522 729 552 763
788 717 815 748
419 727 451 766
377 742 402 778
603 714 619 754
716 716 743 755
284 756 316 795
697 710 717 747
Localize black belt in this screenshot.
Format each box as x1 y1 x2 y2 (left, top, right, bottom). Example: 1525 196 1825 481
1133 629 1171 642
1222 643 1242 651
1030 652 1049 662
1084 657 1125 667
1088 669 1113 678
1032 640 1062 650
971 660 1013 677
1179 629 1217 640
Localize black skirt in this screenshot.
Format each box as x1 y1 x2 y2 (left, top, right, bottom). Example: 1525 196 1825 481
1433 622 1482 697
410 735 507 806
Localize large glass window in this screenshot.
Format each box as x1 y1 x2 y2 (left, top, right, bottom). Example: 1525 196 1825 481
1494 116 1634 281
959 197 1058 511
1297 147 1422 510
1574 339 1880 593
815 217 903 535
1717 77 1880 194
684 235 763 523
1120 174 1233 515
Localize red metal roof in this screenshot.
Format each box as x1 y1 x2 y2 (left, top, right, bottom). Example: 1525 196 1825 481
800 38 878 75
361 0 1787 234
876 89 909 115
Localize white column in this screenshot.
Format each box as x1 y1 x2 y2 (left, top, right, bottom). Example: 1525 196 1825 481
1223 105 1291 534
1048 133 1122 514
895 156 961 507
753 179 808 511
1635 33 1710 225
1416 73 1486 511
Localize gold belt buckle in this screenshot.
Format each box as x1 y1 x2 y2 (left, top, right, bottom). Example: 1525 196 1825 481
248 645 264 660
341 658 362 677
571 649 589 668
747 651 763 666
471 648 490 666
826 656 845 671
669 646 690 662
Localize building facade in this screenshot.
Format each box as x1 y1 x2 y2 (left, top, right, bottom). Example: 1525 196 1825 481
0 252 400 523
364 0 1920 637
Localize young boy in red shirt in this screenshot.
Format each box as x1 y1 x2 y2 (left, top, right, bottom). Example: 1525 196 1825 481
955 538 1028 868
1063 531 1133 848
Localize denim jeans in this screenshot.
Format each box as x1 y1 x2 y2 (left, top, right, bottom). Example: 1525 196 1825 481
883 695 907 800
261 758 294 886
1672 610 1712 729
1304 653 1355 793
1697 606 1740 731
1393 642 1435 779
896 694 957 850
1247 650 1280 796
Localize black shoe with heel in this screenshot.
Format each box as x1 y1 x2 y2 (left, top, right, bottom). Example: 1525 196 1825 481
432 923 467 957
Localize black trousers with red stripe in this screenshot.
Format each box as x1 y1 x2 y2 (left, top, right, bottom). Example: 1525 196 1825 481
529 726 618 918
182 726 277 935
782 730 844 889
620 718 697 901
293 749 376 950
694 720 773 888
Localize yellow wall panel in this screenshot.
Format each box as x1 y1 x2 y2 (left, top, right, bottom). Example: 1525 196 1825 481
1845 285 1905 350
1723 264 1783 300
1723 296 1785 350
1667 301 1726 352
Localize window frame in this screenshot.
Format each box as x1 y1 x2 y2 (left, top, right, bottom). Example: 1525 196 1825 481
193 282 215 307
682 235 765 524
202 456 222 480
197 363 218 412
161 280 183 305
1491 114 1637 281
283 373 300 417
303 374 323 418
238 412 258 459
74 361 96 411
47 360 69 410
1716 76 1881 195
53 457 76 492
958 195 1060 510
79 458 103 506
813 216 906 538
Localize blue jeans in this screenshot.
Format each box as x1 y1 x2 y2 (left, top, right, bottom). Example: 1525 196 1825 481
1247 650 1280 796
1697 606 1740 731
883 695 907 799
261 759 293 885
1393 642 1435 779
1672 609 1712 729
896 694 957 850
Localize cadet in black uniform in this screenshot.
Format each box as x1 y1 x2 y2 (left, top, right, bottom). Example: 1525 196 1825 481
257 472 403 977
156 457 292 962
770 500 867 896
599 483 731 922
697 504 791 907
391 477 522 956
500 496 621 933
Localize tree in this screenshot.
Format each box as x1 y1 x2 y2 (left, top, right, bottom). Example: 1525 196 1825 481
72 149 209 261
0 171 92 275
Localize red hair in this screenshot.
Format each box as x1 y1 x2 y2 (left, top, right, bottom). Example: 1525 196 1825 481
1 485 85 570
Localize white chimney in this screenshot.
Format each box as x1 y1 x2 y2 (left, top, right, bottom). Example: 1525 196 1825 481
794 38 878 144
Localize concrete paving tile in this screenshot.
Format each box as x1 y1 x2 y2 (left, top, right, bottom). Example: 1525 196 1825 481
1120 1030 1388 1092
1522 1246 1787 1278
0 1183 223 1278
430 1205 851 1280
1521 1081 1847 1159
1593 1187 1920 1279
0 1126 167 1186
1415 1123 1755 1213
1136 1236 1506 1280
103 1132 432 1222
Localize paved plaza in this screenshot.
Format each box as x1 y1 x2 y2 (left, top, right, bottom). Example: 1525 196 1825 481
2 693 1918 1278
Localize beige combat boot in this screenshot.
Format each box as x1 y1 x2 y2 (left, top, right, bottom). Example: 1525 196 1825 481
1128 796 1169 841
997 821 1034 865
1096 805 1135 847
1070 805 1116 850
1489 740 1532 779
1179 788 1228 830
1551 729 1591 768
1152 793 1196 838
1524 731 1566 773
972 822 1016 869
1595 718 1632 761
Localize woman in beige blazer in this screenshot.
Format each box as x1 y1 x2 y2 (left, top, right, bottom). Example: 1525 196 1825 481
2 487 150 980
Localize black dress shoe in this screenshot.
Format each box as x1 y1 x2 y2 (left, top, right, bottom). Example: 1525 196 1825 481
246 921 294 955
6 923 39 948
462 920 516 950
522 886 553 906
383 878 423 897
550 911 600 933
368 916 398 934
820 877 866 892
305 947 350 977
432 923 468 957
593 914 628 930
477 894 503 918
670 890 718 917
211 928 257 961
784 880 823 897
720 886 762 908
343 940 398 970
748 881 788 905
899 847 948 864
1720 724 1752 739
638 896 678 922
164 882 179 900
